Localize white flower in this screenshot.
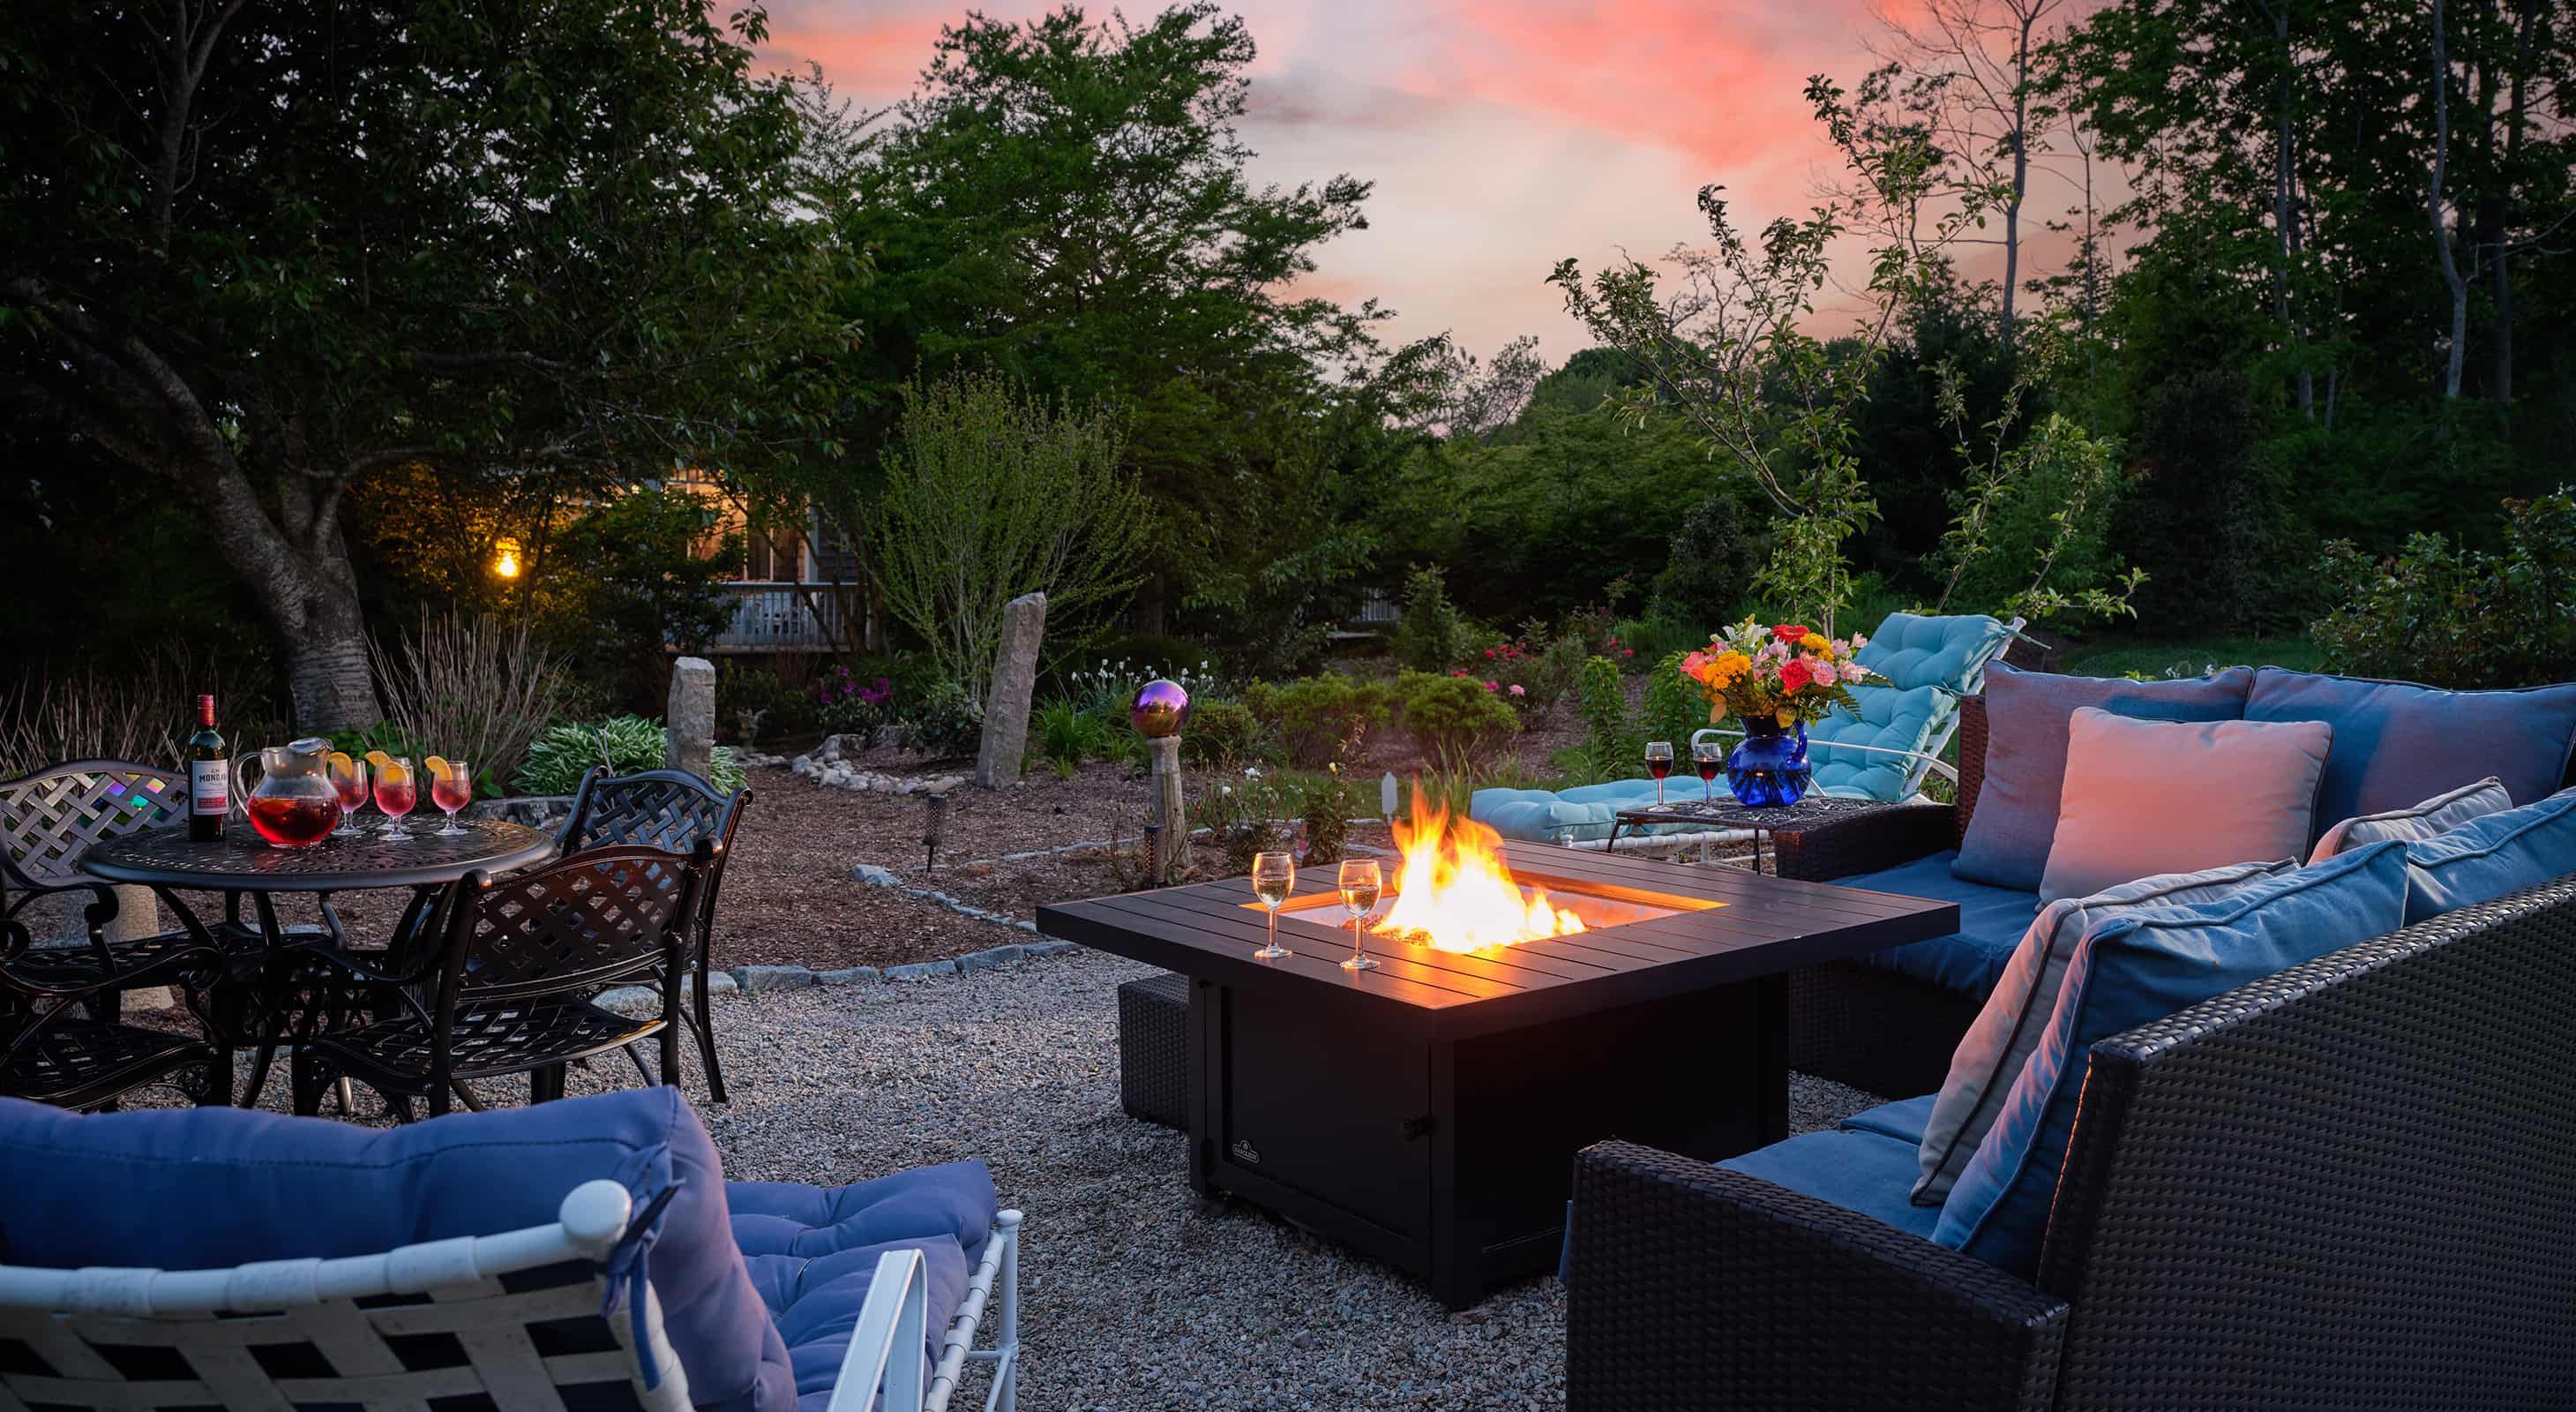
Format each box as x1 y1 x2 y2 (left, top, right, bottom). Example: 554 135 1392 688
1244 766 1262 779
1220 785 1232 796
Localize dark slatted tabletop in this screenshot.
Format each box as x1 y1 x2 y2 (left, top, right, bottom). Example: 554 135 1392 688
1037 843 1958 1041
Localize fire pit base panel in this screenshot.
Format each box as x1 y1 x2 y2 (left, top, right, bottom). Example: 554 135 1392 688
1184 970 1785 1309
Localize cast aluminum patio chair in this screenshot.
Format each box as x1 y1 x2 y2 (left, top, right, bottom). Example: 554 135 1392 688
0 1177 1024 1412
558 765 749 1101
0 760 240 1007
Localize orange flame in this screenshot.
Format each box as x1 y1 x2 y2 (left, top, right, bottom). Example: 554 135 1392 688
1373 787 1587 952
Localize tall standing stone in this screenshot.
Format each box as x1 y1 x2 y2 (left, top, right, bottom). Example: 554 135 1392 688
975 592 1047 788
666 656 717 780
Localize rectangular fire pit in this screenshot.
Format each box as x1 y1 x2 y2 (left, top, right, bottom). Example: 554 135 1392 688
1037 843 1959 1308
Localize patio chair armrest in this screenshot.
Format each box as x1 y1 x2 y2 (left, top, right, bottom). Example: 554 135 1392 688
825 1248 930 1412
1769 801 1955 882
1567 1140 2066 1412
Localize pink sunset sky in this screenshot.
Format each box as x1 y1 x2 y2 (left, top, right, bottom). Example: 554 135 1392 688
754 0 1988 365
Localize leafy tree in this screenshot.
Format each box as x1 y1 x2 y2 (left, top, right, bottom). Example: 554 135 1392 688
0 0 851 729
540 492 743 713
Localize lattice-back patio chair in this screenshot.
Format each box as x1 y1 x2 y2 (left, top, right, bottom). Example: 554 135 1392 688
283 843 710 1120
558 765 749 1100
0 1176 1017 1412
1689 612 2028 802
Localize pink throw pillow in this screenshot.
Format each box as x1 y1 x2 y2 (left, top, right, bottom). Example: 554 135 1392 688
2039 709 2332 903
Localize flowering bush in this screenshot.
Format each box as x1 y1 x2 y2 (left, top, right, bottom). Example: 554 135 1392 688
1680 619 1874 727
1473 624 1590 722
811 665 895 735
1242 674 1392 767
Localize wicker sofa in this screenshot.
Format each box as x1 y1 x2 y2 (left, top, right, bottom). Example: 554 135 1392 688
1566 870 2576 1409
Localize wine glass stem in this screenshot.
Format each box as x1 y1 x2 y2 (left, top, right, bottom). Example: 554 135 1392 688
1267 908 1277 953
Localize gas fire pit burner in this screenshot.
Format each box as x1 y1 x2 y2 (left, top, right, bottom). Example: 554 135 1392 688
1038 843 1960 1307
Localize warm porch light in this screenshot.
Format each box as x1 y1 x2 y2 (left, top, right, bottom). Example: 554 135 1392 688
492 537 521 578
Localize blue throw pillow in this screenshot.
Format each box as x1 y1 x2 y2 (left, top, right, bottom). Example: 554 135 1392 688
1953 663 2258 892
2401 786 2576 923
0 1087 794 1412
1853 612 2016 695
2245 668 2576 839
1932 840 2410 1277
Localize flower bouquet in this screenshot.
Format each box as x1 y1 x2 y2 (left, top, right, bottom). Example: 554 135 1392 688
1680 619 1874 727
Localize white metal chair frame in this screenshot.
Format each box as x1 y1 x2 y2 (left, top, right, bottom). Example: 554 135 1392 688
0 1180 1024 1412
1688 616 2030 799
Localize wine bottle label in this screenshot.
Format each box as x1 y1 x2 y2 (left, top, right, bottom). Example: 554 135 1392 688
191 760 229 814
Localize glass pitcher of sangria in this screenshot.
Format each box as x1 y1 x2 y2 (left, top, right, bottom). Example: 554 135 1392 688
232 737 343 847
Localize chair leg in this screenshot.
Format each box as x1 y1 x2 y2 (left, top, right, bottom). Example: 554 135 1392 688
693 965 727 1103
530 1064 567 1104
289 1051 326 1117
660 1020 680 1094
622 1042 656 1086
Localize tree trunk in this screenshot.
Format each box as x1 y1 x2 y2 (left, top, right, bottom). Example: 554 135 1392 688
2265 7 2315 419
2430 0 2470 401
190 450 383 732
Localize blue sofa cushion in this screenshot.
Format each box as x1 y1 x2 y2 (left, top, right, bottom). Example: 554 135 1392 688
1807 684 1953 802
730 1163 996 1412
1854 612 2016 695
1719 1127 1942 1242
1829 848 2041 995
2312 776 2512 863
1838 1093 1937 1145
1934 841 2411 1278
2401 786 2576 924
0 1088 795 1412
1953 663 2258 892
1471 779 1709 845
2245 668 2576 841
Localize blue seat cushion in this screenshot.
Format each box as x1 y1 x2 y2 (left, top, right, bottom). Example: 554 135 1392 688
730 1163 997 1412
1719 1127 1941 1242
1806 684 1953 802
1470 779 1708 845
1828 849 2041 995
0 1087 794 1412
2245 669 2576 842
1953 663 2257 892
1854 612 2016 695
2401 786 2576 924
1838 1093 1937 1145
1934 841 2411 1278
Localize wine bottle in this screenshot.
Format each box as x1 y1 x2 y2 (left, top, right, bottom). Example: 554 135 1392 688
187 694 227 841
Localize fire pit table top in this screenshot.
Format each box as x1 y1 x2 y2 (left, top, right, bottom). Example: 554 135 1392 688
1037 843 1959 1040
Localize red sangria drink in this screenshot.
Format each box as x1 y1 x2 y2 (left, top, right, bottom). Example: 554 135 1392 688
247 793 339 847
374 757 420 841
429 757 472 836
330 753 370 836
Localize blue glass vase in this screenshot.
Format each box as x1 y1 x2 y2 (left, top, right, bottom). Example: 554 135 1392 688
1726 716 1812 807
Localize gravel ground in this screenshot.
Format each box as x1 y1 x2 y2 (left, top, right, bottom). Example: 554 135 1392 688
126 945 1879 1410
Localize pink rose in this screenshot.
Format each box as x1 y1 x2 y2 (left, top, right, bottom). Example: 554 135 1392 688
1509 684 1526 697
1809 660 1838 688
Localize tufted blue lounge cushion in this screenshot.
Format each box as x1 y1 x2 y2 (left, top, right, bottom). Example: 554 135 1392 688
1719 1126 1942 1241
0 1087 796 1412
1827 849 2042 995
1807 683 1953 801
2244 669 2576 842
2400 786 2576 924
1471 779 1708 845
1953 663 2258 892
1853 612 2017 695
1838 1093 1937 1145
730 1163 997 1411
1933 841 2411 1277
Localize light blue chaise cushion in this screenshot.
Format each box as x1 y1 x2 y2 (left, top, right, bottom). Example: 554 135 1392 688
1719 1126 1943 1242
1932 840 2411 1277
1471 778 1703 845
1808 683 1952 801
2244 669 2576 842
1953 663 2258 892
0 1088 996 1412
1826 848 2042 995
1854 612 2016 695
2400 786 2576 924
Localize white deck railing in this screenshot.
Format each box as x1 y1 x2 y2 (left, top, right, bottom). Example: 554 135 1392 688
708 582 851 651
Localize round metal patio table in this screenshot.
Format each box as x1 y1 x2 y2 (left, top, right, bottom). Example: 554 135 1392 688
82 819 558 1106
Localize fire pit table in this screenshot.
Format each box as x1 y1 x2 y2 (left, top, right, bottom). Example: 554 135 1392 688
1037 843 1958 1307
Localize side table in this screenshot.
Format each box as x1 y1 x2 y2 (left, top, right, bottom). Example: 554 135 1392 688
1606 794 1916 874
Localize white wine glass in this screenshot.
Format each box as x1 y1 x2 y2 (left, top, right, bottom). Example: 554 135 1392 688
1337 859 1382 973
1644 740 1674 805
1251 851 1296 959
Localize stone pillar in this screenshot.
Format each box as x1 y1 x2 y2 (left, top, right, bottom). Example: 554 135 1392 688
666 656 717 780
1147 735 1187 883
974 592 1047 789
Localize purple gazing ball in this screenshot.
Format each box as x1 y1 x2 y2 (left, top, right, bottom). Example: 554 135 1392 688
1130 679 1190 739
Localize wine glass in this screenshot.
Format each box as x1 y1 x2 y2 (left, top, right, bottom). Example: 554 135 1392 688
1251 851 1296 959
374 756 419 841
1644 740 1674 805
1337 859 1382 973
431 757 473 836
327 753 369 837
1693 741 1726 803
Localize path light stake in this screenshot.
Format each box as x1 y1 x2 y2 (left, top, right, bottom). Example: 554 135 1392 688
922 789 948 872
1142 821 1165 886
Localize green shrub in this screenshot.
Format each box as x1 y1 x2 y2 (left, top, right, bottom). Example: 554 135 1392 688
1179 699 1266 765
901 680 985 759
513 716 745 795
1241 673 1396 767
1396 670 1519 771
2115 370 2297 627
1032 697 1113 767
2310 489 2576 689
719 665 812 745
1649 492 1762 627
1390 566 1479 672
1639 649 1711 751
1609 613 1707 663
1573 656 1636 768
1301 766 1357 866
